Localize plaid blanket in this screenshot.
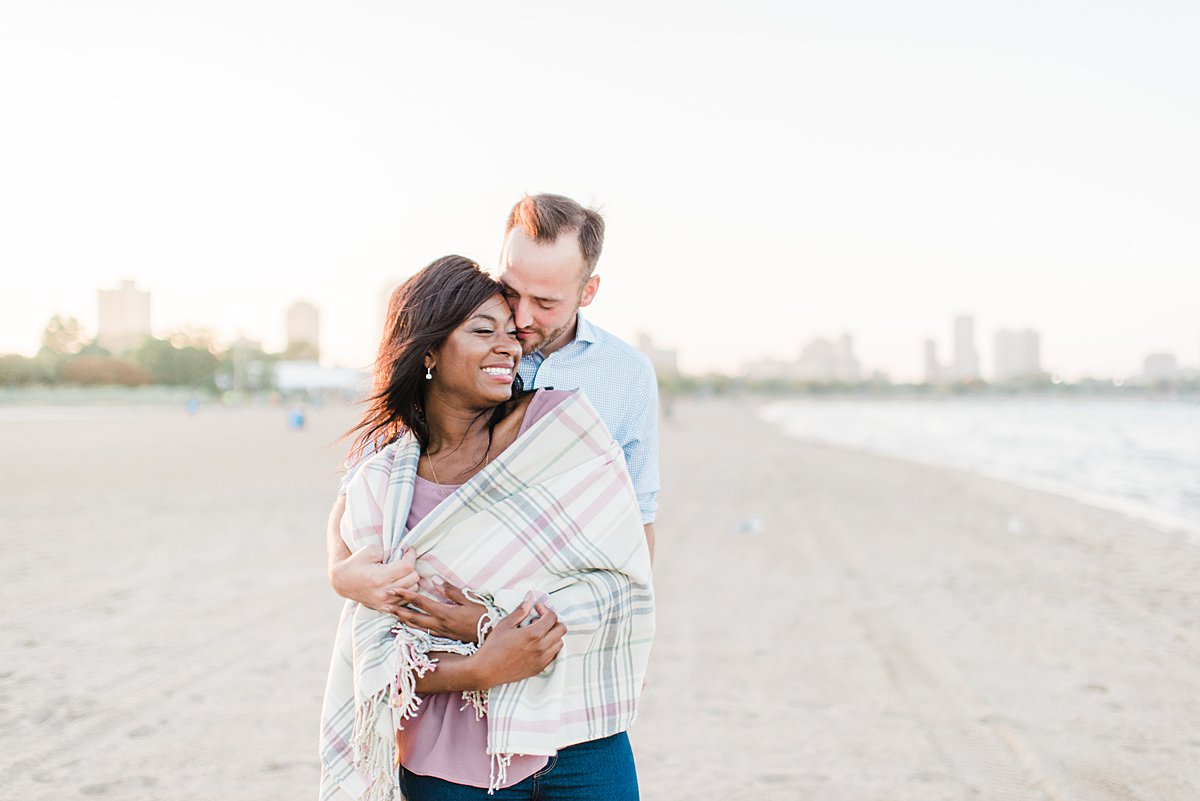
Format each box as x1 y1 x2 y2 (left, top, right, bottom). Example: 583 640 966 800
319 390 655 800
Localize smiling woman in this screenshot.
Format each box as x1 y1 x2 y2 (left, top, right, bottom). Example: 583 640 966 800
422 295 520 412
320 255 654 801
347 255 523 459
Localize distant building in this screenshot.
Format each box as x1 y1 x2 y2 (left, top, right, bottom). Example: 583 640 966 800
923 338 942 384
952 315 980 381
994 329 1041 382
273 361 370 396
742 358 793 382
742 332 861 384
1142 353 1179 382
285 301 320 360
96 279 152 354
637 333 679 379
795 334 861 383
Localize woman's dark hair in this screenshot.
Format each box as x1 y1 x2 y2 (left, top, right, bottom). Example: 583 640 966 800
347 254 521 458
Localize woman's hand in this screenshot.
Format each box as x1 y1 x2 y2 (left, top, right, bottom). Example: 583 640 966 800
329 546 419 614
389 578 488 643
469 594 566 689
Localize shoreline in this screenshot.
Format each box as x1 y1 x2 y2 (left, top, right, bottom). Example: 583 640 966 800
757 396 1200 544
768 420 1200 545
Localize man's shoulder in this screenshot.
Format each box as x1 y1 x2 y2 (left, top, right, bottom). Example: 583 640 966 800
578 318 655 377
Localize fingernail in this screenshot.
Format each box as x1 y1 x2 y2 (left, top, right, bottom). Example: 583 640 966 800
431 576 445 586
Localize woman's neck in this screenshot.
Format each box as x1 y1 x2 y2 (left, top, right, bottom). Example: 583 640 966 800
422 391 496 454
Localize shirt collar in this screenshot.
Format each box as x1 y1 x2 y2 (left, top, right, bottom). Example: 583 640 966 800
526 312 598 365
573 311 599 346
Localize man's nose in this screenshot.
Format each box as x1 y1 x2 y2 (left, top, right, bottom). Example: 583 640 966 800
511 299 533 329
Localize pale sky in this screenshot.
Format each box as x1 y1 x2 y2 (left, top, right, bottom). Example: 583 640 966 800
2 1 1197 381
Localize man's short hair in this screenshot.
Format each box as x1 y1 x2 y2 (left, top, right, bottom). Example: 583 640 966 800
505 194 606 280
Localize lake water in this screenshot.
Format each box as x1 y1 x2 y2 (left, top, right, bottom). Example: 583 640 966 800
761 397 1200 536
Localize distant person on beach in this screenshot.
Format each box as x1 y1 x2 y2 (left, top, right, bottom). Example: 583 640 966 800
319 256 654 801
325 193 660 612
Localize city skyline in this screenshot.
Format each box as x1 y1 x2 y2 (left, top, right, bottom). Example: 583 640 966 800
8 281 1199 384
3 2 1199 382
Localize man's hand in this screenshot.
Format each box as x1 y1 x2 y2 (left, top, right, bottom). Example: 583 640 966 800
329 545 418 613
469 594 566 689
389 578 489 643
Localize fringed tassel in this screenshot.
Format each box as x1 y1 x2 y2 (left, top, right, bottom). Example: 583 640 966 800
460 687 489 720
354 625 485 798
350 686 398 801
456 589 502 723
488 752 513 795
391 633 439 724
348 631 440 801
463 588 503 646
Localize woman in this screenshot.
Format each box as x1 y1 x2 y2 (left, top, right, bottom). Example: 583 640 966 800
319 256 654 801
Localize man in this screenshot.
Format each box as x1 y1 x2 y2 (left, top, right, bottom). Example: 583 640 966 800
326 193 659 613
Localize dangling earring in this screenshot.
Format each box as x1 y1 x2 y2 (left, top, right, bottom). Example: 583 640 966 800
425 365 433 380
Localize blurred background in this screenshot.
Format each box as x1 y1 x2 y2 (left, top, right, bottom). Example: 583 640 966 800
2 2 1197 800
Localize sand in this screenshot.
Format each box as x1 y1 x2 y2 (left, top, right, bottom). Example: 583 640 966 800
1 398 1197 800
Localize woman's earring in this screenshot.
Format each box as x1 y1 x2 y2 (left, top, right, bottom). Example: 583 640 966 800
425 366 433 380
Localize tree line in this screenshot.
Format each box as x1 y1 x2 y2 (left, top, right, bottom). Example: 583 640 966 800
0 315 292 392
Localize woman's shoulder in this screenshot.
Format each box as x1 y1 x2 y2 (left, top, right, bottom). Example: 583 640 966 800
505 388 575 439
522 388 574 427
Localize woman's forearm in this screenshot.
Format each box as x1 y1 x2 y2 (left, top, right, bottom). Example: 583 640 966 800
412 598 565 695
414 653 483 693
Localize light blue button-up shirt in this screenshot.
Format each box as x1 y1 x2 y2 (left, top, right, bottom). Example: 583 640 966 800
518 312 660 524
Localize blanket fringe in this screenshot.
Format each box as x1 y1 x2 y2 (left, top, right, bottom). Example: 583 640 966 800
460 687 489 720
488 752 514 795
349 632 442 801
350 686 398 801
463 588 503 646
391 633 439 723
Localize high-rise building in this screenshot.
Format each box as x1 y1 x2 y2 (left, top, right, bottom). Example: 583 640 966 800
952 315 980 381
833 333 861 383
96 279 151 353
923 338 941 384
286 301 320 360
994 329 1041 382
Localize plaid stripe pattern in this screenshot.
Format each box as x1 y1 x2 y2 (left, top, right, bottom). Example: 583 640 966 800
319 391 655 800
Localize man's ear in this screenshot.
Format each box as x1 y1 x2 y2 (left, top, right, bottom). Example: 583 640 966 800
578 275 600 308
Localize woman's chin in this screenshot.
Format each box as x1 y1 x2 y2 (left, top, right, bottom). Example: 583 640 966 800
477 383 514 405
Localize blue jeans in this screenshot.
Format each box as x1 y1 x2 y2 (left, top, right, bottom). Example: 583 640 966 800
397 732 639 801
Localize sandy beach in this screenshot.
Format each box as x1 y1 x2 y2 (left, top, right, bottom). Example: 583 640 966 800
1 398 1197 800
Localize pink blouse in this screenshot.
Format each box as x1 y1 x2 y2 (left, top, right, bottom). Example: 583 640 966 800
397 389 570 788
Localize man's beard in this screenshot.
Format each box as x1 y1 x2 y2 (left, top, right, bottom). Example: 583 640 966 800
519 317 574 356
